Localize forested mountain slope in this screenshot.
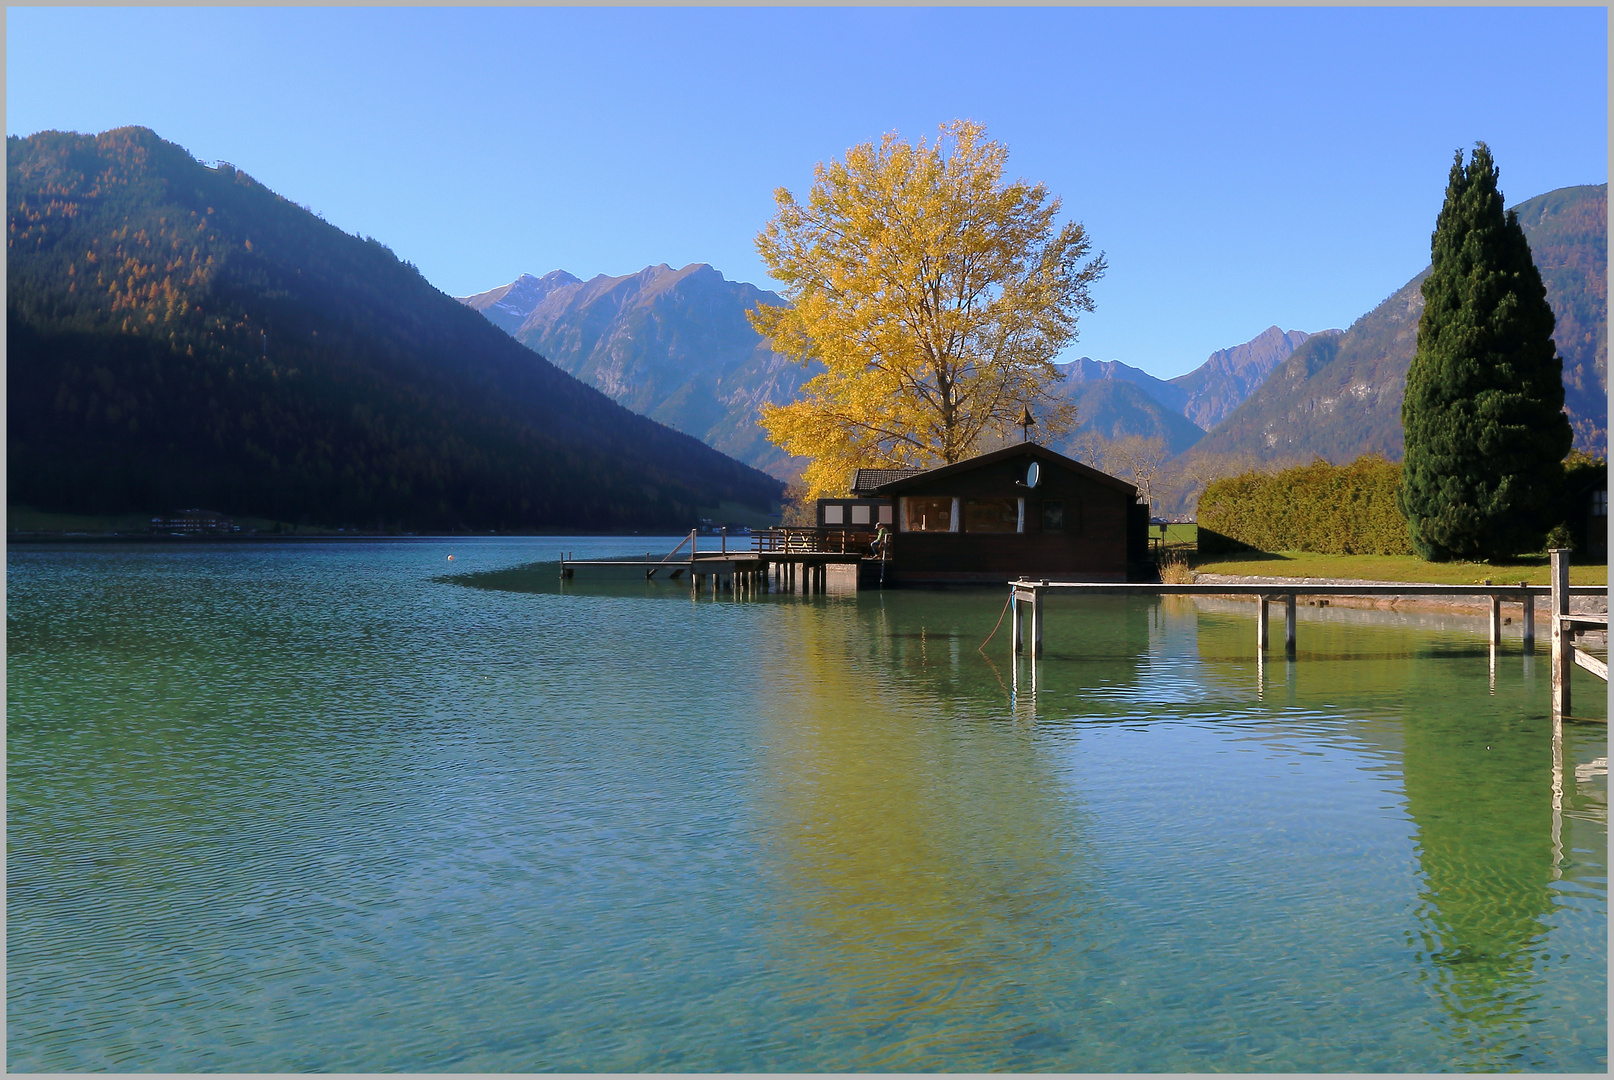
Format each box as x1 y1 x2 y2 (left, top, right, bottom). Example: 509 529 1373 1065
8 128 782 530
462 264 814 480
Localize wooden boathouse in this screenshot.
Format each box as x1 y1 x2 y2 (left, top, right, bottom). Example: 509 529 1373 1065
812 443 1149 587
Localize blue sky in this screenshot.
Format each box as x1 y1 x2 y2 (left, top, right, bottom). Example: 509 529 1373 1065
8 6 1607 379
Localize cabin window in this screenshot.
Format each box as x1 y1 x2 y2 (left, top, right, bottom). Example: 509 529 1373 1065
903 497 954 532
964 497 1018 533
824 504 844 525
1042 500 1064 533
878 504 893 525
851 504 871 525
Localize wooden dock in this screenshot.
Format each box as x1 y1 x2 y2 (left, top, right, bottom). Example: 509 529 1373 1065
1007 549 1607 719
559 530 868 595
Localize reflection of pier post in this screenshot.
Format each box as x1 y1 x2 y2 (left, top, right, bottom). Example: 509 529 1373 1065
1521 586 1535 652
1550 716 1565 880
1284 593 1296 658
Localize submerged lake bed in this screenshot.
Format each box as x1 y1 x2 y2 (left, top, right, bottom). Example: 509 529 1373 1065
7 537 1607 1072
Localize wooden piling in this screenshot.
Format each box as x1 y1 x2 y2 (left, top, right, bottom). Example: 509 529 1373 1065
1256 597 1269 652
1032 586 1044 657
1489 594 1502 648
1551 548 1570 717
1011 589 1022 654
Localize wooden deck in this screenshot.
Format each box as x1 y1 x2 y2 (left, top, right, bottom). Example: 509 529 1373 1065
558 530 873 595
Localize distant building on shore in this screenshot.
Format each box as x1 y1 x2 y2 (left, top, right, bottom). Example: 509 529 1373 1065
149 509 241 535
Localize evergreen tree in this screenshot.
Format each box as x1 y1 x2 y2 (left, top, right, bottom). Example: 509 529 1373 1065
1398 143 1573 561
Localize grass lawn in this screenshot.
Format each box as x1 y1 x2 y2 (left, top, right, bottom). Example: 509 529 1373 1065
1190 549 1607 586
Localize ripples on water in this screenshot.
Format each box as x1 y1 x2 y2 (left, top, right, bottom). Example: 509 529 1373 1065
7 538 1607 1071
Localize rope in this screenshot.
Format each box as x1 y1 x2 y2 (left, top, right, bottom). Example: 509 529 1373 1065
979 592 1013 653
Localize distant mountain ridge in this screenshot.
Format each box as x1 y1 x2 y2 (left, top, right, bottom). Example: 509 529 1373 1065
1045 325 1329 459
1171 326 1323 429
462 264 814 479
1184 183 1607 467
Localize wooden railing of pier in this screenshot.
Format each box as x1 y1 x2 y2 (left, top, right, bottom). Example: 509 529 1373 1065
751 527 876 556
1008 549 1606 720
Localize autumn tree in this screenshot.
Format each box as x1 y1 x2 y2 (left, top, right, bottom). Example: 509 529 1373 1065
751 120 1105 497
1398 143 1573 560
1102 435 1168 513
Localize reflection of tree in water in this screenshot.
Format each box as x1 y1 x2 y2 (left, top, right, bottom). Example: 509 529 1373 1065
749 594 1132 1071
1398 695 1558 1070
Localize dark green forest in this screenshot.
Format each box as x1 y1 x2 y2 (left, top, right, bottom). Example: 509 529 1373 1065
8 127 783 531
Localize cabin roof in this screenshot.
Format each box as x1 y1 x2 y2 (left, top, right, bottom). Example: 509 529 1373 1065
868 442 1138 498
848 468 925 494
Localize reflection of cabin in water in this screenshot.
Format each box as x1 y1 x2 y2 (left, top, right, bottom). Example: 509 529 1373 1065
815 443 1148 585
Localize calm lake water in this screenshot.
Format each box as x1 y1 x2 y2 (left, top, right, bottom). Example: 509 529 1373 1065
7 537 1607 1072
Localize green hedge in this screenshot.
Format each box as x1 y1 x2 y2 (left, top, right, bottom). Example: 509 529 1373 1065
1197 456 1414 555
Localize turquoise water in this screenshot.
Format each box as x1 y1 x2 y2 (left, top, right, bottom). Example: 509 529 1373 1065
7 537 1607 1071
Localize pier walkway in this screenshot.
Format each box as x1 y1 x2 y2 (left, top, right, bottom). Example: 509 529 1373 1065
1007 549 1606 719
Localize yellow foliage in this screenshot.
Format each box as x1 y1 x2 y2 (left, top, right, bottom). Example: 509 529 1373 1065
751 120 1105 497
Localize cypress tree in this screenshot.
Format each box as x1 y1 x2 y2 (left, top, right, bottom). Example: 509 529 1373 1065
1398 143 1573 561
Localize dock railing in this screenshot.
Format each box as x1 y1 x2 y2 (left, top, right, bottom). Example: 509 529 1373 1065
752 527 876 556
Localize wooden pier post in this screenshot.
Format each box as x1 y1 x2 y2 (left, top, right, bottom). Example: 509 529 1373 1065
1489 595 1502 649
1256 597 1269 652
1551 548 1570 717
1284 594 1296 658
1031 585 1044 657
1011 588 1023 654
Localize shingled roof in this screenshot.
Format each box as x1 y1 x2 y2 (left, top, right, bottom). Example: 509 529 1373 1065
848 468 925 494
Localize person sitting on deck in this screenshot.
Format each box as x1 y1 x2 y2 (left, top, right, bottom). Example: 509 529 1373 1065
872 521 891 559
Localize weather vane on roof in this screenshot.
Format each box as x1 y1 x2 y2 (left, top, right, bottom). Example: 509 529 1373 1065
1018 406 1036 443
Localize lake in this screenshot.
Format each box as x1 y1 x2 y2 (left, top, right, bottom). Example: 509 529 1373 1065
7 537 1607 1071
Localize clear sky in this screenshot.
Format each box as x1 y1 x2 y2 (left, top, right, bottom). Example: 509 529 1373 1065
8 6 1607 379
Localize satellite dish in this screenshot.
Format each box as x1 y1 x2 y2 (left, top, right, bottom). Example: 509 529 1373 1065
1025 461 1041 489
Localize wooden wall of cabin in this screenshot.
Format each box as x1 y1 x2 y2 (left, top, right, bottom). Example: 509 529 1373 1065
887 456 1132 579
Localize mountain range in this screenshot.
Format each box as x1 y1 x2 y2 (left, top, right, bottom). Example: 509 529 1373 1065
1044 326 1328 458
460 271 1325 476
463 185 1602 496
7 127 782 530
16 126 1594 532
